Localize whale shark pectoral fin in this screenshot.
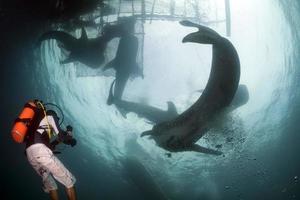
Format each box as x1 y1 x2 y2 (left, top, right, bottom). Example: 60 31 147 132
80 27 88 41
189 144 223 155
141 130 154 137
167 101 178 116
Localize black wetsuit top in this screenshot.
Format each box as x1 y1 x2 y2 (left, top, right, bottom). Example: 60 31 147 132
25 113 62 149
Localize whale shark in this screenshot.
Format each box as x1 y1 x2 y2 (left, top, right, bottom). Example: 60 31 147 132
199 84 249 111
103 16 142 100
103 35 141 99
108 81 247 125
107 80 178 124
141 20 240 155
37 24 122 68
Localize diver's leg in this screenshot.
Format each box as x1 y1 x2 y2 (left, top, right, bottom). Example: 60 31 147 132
65 186 77 200
26 144 58 196
31 144 76 200
49 189 59 200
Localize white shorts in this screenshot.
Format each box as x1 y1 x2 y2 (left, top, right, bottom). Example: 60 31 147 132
26 143 76 193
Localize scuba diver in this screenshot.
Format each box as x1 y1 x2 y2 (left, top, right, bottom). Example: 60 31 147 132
104 16 143 100
11 100 77 200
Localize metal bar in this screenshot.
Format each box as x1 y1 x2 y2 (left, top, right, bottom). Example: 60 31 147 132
105 13 226 24
225 0 231 36
118 0 122 18
150 0 156 24
141 21 145 74
132 0 135 16
183 0 187 17
141 0 146 23
170 0 175 16
193 0 200 23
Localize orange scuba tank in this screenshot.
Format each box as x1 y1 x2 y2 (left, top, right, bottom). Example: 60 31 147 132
11 101 43 143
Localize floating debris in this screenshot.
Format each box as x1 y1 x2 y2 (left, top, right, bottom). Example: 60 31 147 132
165 153 172 158
294 176 298 183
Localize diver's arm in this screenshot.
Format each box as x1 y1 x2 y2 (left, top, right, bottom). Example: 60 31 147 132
61 125 77 147
50 125 77 149
47 115 61 135
48 115 63 150
48 114 76 149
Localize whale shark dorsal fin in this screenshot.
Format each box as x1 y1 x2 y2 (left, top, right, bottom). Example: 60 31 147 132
80 27 88 41
167 101 178 115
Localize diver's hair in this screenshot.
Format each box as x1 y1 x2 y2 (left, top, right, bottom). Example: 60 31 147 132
46 110 58 117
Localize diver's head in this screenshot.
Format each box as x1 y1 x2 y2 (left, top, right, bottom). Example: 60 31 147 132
46 110 58 118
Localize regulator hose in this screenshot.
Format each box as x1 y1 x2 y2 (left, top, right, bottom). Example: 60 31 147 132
44 102 65 126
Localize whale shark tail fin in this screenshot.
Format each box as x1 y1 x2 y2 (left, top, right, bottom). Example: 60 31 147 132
167 101 178 116
181 20 221 45
80 27 88 41
189 144 223 155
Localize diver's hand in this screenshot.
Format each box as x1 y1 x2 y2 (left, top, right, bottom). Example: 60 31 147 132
66 125 73 132
63 138 77 147
50 139 59 151
69 138 77 147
